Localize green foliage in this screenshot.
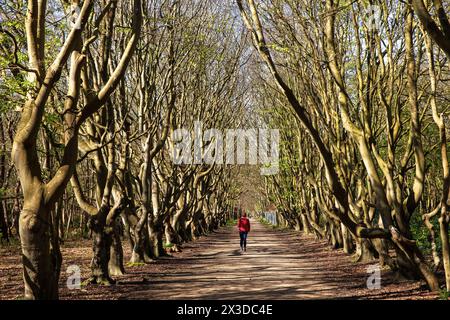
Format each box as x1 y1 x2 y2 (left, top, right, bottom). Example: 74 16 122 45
0 187 11 203
258 217 286 230
0 236 20 247
254 202 263 212
0 19 31 113
258 217 273 226
226 219 237 227
44 112 60 126
267 43 290 54
410 211 433 254
409 210 450 255
0 74 31 113
439 289 450 300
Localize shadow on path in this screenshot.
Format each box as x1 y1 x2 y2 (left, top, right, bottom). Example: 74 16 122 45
116 219 414 299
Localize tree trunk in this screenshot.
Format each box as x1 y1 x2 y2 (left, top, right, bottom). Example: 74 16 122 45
329 222 342 249
89 216 114 285
148 219 166 258
341 223 353 254
178 219 191 243
130 218 153 263
294 216 302 231
390 241 439 291
199 215 208 235
109 219 125 276
164 219 181 252
20 206 59 299
191 219 201 240
301 213 311 235
174 210 190 243
439 215 450 290
0 201 9 242
354 238 377 263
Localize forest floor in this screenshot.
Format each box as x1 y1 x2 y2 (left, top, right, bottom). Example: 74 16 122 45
0 219 440 300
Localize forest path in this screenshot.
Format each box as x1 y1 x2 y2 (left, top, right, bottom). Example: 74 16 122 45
119 219 365 299
0 219 434 299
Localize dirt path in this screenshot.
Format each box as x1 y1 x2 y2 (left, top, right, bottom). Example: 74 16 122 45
116 219 435 300
119 219 342 299
0 219 437 300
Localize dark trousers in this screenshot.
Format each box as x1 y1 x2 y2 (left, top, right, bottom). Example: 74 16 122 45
239 231 248 248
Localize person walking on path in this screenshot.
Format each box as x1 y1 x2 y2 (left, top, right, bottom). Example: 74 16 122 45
238 211 251 251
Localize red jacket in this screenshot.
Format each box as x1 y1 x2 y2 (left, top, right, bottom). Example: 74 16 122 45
238 217 250 233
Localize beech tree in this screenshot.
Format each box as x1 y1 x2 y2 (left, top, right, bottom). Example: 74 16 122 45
9 0 142 299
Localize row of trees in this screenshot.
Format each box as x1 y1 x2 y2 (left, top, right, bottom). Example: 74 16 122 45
0 0 247 299
239 0 450 292
2 0 450 300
